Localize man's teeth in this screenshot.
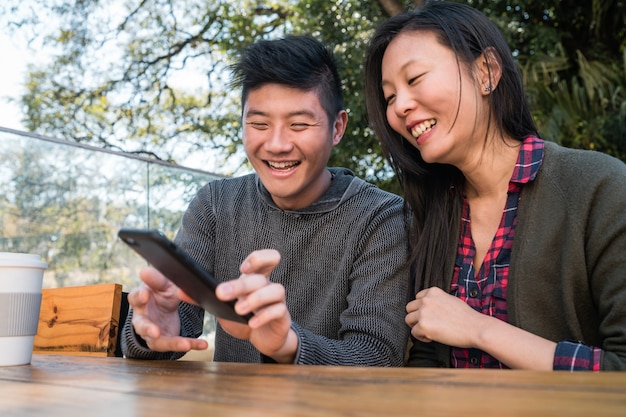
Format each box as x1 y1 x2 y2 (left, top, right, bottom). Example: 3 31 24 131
268 161 298 169
411 119 436 138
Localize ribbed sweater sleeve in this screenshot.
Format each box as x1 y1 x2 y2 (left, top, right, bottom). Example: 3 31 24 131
121 301 204 360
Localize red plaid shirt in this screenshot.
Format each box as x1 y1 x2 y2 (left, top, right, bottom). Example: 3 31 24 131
450 136 601 370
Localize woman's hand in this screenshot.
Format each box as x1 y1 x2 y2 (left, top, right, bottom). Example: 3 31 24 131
406 286 557 370
406 286 487 347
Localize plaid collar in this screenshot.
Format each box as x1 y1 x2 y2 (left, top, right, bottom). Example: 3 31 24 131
509 136 544 184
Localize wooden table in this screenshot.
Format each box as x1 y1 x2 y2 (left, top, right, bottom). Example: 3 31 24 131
0 355 625 416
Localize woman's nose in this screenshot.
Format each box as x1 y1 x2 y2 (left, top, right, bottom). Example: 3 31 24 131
393 90 416 117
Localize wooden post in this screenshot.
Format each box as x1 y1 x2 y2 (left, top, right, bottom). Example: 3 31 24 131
33 283 123 357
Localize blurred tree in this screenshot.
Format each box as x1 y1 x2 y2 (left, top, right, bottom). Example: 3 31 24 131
1 0 624 192
482 0 626 160
0 131 217 287
1 0 411 193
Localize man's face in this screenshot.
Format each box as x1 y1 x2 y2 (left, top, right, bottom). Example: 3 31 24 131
243 83 346 210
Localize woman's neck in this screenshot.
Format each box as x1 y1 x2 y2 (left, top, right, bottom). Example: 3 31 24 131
461 137 521 199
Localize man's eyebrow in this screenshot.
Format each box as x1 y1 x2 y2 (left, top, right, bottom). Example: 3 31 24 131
286 110 317 118
244 109 317 118
244 109 268 118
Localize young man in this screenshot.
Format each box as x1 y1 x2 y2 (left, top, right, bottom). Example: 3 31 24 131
121 35 410 365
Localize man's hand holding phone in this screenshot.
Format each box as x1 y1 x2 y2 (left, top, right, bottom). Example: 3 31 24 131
121 228 298 361
128 267 209 353
212 249 299 364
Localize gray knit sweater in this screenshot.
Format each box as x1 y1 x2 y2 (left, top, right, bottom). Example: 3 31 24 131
122 168 411 366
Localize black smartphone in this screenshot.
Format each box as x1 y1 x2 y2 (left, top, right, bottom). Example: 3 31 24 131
118 228 251 324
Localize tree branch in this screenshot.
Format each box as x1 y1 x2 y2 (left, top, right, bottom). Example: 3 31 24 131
376 0 426 16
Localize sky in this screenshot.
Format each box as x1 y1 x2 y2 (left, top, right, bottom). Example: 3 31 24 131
0 31 28 131
0 29 246 175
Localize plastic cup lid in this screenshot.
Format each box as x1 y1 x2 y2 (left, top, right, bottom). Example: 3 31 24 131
0 252 48 269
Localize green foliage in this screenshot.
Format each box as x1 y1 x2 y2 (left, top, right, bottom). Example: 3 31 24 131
1 0 625 193
2 0 399 185
527 49 625 158
470 0 626 159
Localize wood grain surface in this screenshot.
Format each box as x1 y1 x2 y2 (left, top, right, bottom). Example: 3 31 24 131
33 284 122 357
0 355 625 416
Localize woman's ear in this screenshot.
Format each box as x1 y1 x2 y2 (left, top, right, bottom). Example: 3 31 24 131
477 46 502 95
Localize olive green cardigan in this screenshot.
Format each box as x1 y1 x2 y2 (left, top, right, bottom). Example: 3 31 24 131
408 141 626 370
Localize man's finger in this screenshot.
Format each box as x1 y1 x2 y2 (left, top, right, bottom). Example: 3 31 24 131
132 314 161 340
127 285 150 308
216 273 269 301
177 289 198 306
140 266 177 292
239 249 281 276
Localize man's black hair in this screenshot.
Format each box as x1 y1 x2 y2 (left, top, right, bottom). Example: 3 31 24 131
231 35 343 121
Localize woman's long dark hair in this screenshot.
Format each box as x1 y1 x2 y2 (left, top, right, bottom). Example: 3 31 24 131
364 1 538 290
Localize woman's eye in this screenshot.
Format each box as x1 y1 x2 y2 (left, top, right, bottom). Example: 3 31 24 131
385 94 396 106
408 73 424 85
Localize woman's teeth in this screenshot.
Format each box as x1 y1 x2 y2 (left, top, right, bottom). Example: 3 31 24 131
411 119 436 138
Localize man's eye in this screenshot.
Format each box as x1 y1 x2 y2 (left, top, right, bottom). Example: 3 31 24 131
247 122 268 130
291 123 314 131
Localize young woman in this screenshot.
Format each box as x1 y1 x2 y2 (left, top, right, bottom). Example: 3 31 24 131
364 1 626 370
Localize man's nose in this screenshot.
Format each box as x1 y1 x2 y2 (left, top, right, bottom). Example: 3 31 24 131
265 126 294 152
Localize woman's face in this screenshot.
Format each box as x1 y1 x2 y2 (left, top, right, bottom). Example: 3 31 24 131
381 30 489 167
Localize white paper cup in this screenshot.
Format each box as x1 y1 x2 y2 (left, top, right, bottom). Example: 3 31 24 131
0 252 47 366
